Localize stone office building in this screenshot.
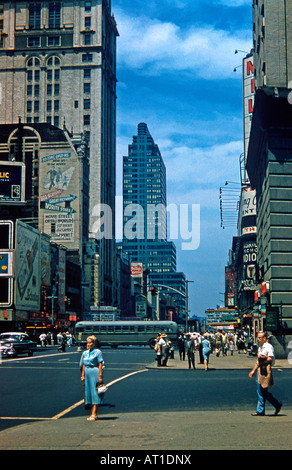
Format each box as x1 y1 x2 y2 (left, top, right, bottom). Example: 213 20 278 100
0 0 119 306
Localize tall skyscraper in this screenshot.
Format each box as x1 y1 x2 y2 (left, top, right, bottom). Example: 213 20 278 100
121 123 186 316
0 1 118 305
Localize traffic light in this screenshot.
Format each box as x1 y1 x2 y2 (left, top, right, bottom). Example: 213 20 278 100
151 286 157 296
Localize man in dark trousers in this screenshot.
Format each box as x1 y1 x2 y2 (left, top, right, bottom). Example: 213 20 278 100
249 331 282 416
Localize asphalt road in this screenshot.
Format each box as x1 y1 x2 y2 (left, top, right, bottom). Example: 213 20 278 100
1 346 292 450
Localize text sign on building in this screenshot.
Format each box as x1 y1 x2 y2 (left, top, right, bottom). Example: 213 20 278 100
0 162 25 203
131 262 143 278
243 55 255 162
242 240 257 290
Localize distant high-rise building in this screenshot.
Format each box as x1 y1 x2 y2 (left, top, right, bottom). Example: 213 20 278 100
253 0 292 88
121 123 186 315
0 0 119 305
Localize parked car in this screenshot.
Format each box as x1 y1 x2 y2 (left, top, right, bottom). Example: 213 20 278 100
0 332 37 358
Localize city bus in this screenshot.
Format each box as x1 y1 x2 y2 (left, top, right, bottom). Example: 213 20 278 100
74 320 179 349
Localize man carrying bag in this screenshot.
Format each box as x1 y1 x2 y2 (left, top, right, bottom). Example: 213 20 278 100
249 331 282 416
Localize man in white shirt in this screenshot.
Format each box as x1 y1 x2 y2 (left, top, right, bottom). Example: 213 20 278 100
249 331 282 416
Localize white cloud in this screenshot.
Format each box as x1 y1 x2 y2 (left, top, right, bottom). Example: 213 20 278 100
115 9 252 79
164 140 242 187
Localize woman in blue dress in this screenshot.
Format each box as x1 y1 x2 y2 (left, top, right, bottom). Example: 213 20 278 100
202 336 211 371
80 335 104 421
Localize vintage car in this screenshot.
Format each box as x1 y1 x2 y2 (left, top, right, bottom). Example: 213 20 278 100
0 332 37 358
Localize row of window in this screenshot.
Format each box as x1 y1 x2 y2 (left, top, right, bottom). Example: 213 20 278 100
27 34 93 47
29 2 92 30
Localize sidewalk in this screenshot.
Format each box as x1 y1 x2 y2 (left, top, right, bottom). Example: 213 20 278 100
146 349 292 370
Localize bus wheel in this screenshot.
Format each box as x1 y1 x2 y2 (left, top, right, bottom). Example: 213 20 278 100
148 339 156 349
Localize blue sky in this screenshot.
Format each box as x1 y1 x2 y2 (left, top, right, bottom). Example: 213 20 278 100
112 0 253 317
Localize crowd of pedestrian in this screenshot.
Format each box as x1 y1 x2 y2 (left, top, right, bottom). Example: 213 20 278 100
154 328 255 371
38 331 76 351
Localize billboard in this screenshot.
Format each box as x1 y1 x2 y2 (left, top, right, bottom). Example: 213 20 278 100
0 161 25 203
39 148 80 250
14 221 41 311
243 55 254 164
242 240 257 290
131 262 143 278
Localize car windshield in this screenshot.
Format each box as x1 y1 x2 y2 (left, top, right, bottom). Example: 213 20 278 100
0 334 22 341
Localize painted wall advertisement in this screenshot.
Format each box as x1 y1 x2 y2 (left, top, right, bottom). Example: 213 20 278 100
39 149 80 250
15 221 41 311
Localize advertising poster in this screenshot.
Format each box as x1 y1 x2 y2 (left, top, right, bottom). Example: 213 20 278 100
0 161 25 203
39 149 80 250
41 236 51 287
15 221 40 311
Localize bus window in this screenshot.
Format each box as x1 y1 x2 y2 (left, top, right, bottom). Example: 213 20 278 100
138 326 145 332
146 325 154 332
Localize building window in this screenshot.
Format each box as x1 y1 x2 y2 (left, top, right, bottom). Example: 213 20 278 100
84 68 91 79
29 4 41 30
48 36 60 46
28 36 40 47
47 100 52 112
46 55 61 125
85 1 92 12
49 2 61 29
26 56 41 120
82 53 93 62
84 34 91 46
84 83 91 94
85 17 91 28
84 115 90 126
84 99 91 109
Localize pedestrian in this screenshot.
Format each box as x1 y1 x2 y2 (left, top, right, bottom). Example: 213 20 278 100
157 333 169 366
57 331 63 345
80 335 104 421
221 330 228 356
238 331 247 354
202 335 211 371
39 332 47 347
154 333 162 366
186 333 196 370
228 334 235 356
177 333 186 361
198 332 204 364
248 331 282 416
214 329 222 357
58 333 67 352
